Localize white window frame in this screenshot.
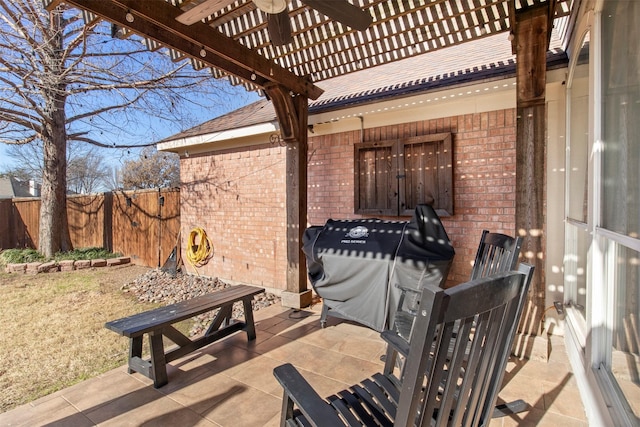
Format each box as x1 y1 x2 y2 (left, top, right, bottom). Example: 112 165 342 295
564 2 640 425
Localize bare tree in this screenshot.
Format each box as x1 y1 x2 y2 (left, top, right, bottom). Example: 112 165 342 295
120 147 179 190
1 143 44 180
104 166 123 191
67 149 111 194
0 167 31 182
2 141 109 194
0 0 247 256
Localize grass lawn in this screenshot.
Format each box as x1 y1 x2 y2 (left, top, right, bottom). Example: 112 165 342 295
0 264 156 413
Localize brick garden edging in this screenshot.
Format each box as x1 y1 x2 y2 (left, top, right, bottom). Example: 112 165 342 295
5 257 131 274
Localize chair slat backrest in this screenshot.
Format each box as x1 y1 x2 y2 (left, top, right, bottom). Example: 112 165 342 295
478 263 535 424
394 270 528 427
470 230 523 280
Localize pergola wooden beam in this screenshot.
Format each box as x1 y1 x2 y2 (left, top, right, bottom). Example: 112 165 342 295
263 83 310 307
264 83 311 307
46 0 317 308
45 0 323 100
512 1 556 336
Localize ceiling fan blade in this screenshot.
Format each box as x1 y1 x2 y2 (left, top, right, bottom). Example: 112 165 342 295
268 11 293 46
302 0 372 31
176 0 237 25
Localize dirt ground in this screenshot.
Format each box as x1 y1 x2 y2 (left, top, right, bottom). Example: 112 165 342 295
0 263 155 413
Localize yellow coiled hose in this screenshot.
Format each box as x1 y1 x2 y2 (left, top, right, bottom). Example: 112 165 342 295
186 227 213 274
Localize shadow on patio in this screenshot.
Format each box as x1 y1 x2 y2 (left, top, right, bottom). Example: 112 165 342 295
0 303 587 427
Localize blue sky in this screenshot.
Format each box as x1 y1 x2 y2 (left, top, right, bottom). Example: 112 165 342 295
0 87 260 174
0 145 9 169
0 9 261 177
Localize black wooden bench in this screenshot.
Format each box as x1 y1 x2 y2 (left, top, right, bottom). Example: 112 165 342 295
105 284 265 388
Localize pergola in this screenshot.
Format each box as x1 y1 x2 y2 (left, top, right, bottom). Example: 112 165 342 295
45 0 571 329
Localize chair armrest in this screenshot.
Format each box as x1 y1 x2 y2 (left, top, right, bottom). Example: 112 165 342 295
380 330 410 358
273 363 344 426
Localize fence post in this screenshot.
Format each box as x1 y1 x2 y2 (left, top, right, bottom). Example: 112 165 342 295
157 188 162 268
103 192 113 252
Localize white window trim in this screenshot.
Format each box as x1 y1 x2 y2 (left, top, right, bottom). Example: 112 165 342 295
564 2 640 425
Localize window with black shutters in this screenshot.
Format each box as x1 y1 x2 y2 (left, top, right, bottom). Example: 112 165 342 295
354 133 453 216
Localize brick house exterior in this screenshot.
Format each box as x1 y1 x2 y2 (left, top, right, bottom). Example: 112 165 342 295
177 105 523 291
305 109 518 286
162 31 567 308
180 142 289 289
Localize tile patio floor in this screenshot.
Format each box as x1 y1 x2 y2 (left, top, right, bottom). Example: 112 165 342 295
0 302 588 426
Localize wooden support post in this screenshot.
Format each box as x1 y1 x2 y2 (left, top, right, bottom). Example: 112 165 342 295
264 83 312 309
513 3 554 337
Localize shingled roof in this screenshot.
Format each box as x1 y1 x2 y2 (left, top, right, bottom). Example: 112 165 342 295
0 177 39 199
160 30 567 144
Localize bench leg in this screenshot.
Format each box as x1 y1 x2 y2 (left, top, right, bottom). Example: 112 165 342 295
129 336 143 375
206 305 233 336
242 298 257 341
149 330 168 388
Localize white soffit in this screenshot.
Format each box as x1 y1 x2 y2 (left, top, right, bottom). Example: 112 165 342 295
157 121 278 152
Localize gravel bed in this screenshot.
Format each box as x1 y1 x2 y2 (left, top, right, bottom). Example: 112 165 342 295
121 269 280 336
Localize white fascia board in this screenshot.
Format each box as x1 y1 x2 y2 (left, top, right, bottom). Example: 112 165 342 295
309 78 518 135
311 69 566 136
158 68 567 153
157 121 278 154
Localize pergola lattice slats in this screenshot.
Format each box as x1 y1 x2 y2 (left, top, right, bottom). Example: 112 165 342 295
45 0 569 95
165 0 569 91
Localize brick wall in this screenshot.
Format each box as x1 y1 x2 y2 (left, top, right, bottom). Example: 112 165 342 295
308 108 517 286
180 142 288 289
183 108 517 291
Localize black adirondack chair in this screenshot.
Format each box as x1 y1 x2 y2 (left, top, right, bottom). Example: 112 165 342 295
273 266 533 426
469 230 523 280
383 230 523 376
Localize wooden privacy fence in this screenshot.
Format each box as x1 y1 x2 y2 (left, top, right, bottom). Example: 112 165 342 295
0 188 180 268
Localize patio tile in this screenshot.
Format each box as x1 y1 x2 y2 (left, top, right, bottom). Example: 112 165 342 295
58 369 149 412
263 317 320 339
155 355 220 395
199 382 281 426
81 385 206 426
0 395 94 427
164 371 250 415
166 351 218 374
263 411 282 427
0 301 589 427
251 332 296 355
266 338 384 385
496 372 546 411
331 319 382 339
490 406 588 426
224 354 287 397
326 331 388 363
196 340 262 375
542 375 588 420
506 358 574 384
252 304 293 323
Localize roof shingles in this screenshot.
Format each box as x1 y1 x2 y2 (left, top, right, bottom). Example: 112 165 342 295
161 32 566 144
